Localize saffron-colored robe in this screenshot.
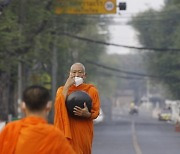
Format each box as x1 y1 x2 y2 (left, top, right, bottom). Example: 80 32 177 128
54 83 100 154
0 116 75 154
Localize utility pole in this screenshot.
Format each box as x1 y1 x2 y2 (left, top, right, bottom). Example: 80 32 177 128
49 16 58 123
16 0 24 119
52 37 57 100
17 60 22 118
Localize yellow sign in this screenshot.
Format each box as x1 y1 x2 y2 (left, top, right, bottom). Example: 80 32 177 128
55 0 117 14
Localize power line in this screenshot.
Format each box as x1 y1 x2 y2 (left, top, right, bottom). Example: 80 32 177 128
96 70 144 80
59 32 180 52
86 60 159 78
87 61 180 82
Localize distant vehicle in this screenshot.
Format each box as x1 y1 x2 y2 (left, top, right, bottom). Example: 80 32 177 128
158 108 172 121
94 108 104 124
129 107 139 115
129 102 139 115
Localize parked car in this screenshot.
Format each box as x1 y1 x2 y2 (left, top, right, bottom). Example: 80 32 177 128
158 108 172 121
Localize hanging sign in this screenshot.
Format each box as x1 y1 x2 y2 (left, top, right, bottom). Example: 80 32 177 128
55 0 117 14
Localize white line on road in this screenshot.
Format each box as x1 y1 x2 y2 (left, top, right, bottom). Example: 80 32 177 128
131 119 142 154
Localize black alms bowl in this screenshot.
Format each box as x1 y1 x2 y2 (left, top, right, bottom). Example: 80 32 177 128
65 91 92 118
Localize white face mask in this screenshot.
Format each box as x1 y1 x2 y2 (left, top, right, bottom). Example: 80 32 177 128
74 77 83 87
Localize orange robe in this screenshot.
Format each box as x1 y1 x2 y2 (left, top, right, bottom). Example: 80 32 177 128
0 116 75 154
54 83 100 154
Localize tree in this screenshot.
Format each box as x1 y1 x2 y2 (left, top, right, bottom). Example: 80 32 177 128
131 1 180 99
0 0 108 120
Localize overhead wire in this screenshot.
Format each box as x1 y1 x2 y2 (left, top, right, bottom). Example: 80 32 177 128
86 60 180 82
96 70 144 80
86 60 159 78
59 31 180 52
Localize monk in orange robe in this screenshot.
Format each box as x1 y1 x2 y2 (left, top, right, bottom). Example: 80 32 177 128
0 85 75 154
54 62 100 154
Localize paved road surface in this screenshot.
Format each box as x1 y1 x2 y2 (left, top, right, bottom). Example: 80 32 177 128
93 111 180 154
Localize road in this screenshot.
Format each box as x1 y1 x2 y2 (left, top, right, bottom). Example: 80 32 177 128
92 109 180 154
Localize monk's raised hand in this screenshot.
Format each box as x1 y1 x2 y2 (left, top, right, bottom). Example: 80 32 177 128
65 76 75 88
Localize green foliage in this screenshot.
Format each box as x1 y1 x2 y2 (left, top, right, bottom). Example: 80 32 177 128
0 0 106 82
93 53 147 100
0 0 110 119
131 1 180 99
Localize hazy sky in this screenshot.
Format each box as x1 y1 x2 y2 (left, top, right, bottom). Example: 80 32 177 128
107 0 165 54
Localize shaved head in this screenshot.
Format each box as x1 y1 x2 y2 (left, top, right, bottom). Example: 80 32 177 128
70 62 86 78
70 63 85 72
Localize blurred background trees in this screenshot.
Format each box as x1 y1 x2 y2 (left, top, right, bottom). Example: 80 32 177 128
131 0 180 99
0 0 107 121
0 0 179 122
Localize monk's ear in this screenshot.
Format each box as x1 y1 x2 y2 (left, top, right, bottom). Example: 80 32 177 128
83 72 87 79
21 102 26 113
46 101 52 112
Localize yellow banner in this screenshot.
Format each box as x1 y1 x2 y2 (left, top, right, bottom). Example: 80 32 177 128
55 0 117 14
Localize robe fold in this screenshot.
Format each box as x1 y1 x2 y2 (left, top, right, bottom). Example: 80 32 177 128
54 83 100 154
0 116 75 154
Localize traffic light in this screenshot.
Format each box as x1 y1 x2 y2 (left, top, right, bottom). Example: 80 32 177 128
118 2 126 10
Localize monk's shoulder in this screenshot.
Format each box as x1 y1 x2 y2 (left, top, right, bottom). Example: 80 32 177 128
5 120 20 127
56 86 63 94
1 120 21 133
44 124 64 136
86 84 98 93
